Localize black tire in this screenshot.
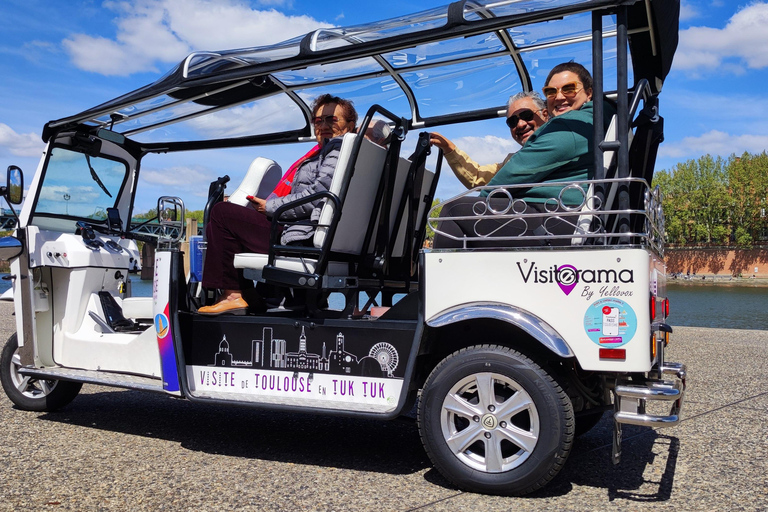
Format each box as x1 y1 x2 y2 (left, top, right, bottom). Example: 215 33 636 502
1 333 82 411
418 345 574 496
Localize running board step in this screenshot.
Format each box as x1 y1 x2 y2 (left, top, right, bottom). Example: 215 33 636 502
19 367 165 393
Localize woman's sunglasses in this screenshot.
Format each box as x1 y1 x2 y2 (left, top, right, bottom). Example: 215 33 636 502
542 81 583 99
505 109 540 128
312 115 341 126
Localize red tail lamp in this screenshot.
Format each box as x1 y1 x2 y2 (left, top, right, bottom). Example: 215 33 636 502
599 348 626 360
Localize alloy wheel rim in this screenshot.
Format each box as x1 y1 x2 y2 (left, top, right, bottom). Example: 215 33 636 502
10 349 57 399
440 372 540 473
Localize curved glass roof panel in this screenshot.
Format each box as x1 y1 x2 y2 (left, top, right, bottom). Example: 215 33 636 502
464 0 593 20
297 77 414 121
184 36 305 79
509 11 616 49
273 57 385 86
383 32 507 69
401 55 522 119
126 93 306 144
44 0 673 150
308 6 450 49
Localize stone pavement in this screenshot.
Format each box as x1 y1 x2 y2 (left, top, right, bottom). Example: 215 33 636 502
0 302 766 511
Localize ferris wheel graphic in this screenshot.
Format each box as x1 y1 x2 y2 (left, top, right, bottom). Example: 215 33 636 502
369 343 399 378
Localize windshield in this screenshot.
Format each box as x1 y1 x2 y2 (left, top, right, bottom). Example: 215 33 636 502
35 147 128 220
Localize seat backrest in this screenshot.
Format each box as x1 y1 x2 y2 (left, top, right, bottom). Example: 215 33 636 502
228 157 283 206
366 156 412 256
572 114 621 244
392 166 435 258
366 131 436 280
588 97 663 244
312 133 388 253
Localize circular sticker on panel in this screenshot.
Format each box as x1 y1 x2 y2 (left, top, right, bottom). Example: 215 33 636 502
155 313 169 338
583 298 637 347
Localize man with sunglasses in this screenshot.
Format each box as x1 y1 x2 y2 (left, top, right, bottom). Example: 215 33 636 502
434 62 614 248
429 91 548 189
480 61 611 206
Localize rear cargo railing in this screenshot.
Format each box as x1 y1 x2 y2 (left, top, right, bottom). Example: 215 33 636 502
428 177 665 255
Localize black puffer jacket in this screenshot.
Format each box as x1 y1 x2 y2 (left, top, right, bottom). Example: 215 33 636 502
265 137 342 245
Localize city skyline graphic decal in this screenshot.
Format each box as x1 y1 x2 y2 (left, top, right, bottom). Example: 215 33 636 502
209 326 401 379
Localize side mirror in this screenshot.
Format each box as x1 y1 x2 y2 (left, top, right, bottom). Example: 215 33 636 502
2 166 23 205
157 196 186 247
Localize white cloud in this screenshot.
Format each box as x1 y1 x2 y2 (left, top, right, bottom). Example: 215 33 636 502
450 135 520 165
679 0 701 21
0 124 46 158
188 96 303 138
676 2 768 75
63 0 330 76
140 165 213 197
658 130 768 159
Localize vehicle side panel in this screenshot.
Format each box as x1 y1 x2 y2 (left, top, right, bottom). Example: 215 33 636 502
183 316 418 414
423 248 652 372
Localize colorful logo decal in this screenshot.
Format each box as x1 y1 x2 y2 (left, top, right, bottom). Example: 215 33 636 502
516 261 634 296
583 298 637 347
556 264 578 295
155 313 169 338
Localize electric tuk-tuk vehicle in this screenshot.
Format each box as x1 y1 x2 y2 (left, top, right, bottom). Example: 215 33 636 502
1 0 685 496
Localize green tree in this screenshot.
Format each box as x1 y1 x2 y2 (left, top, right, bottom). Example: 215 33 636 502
657 151 768 247
657 155 729 245
425 198 442 242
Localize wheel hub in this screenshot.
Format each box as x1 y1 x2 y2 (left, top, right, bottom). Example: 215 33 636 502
481 413 498 430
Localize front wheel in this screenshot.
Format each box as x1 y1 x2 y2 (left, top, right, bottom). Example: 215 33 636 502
0 333 82 411
418 345 574 496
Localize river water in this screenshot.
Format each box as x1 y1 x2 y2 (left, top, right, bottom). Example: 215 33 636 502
665 282 768 330
2 275 767 330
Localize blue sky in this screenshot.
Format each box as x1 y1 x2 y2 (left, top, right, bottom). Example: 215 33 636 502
1 0 766 213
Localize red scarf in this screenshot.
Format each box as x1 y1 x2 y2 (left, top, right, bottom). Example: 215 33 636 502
270 144 321 197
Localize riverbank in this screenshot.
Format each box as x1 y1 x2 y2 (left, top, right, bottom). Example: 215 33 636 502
669 275 768 287
667 246 768 279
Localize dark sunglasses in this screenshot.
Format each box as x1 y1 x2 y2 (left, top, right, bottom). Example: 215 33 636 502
505 109 539 128
312 115 341 126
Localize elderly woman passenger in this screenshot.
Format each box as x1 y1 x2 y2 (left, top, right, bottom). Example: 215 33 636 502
198 94 357 315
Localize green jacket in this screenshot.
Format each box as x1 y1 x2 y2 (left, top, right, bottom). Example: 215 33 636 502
481 101 607 205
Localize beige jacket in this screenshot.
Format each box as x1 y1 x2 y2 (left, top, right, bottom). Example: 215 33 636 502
444 148 514 189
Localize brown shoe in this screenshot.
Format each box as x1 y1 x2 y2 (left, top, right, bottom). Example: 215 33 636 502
198 297 248 316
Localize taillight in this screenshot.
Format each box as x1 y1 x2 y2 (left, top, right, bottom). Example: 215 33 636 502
664 298 670 318
650 296 657 321
599 348 626 360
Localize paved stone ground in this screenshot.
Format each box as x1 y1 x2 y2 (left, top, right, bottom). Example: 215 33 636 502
1 301 766 511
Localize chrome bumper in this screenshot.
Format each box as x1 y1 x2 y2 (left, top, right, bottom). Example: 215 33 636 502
614 362 686 427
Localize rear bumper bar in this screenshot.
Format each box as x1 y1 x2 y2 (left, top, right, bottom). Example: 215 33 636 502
614 362 686 427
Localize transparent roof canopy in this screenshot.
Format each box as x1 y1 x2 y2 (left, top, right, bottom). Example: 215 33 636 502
45 0 677 151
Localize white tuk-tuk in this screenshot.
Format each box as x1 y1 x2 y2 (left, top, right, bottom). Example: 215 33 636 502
1 0 685 496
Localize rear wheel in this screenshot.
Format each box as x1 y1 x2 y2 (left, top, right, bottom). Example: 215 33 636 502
0 333 82 411
418 345 574 496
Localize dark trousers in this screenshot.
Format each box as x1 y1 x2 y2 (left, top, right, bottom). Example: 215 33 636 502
202 202 272 290
433 196 577 249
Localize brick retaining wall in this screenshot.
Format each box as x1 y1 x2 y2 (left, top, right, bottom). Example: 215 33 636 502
667 248 768 278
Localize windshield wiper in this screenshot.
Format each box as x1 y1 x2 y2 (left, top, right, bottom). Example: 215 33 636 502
85 154 112 198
